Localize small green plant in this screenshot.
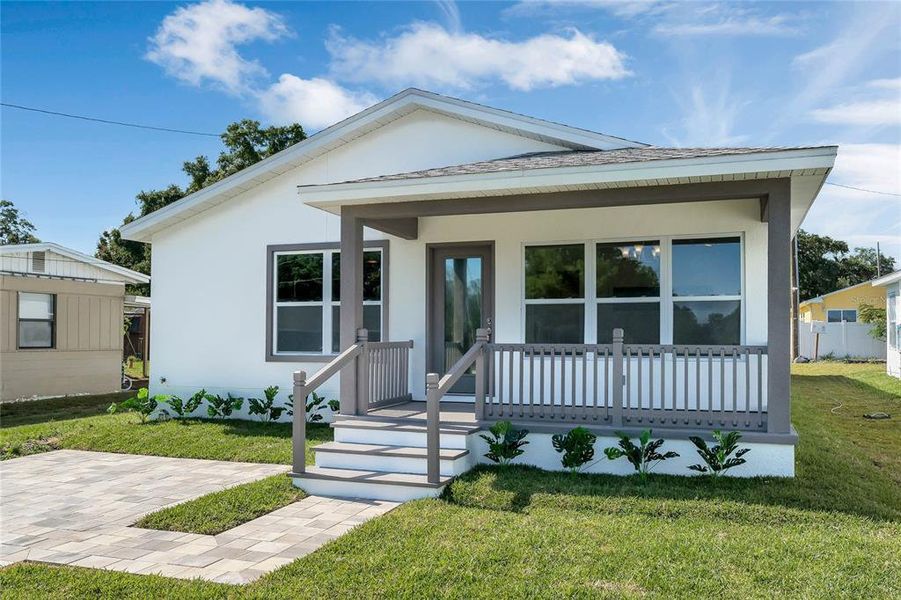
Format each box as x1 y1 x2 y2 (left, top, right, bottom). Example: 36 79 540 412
552 427 597 473
480 420 529 465
286 392 336 422
164 389 205 420
248 386 284 423
688 430 750 477
205 393 244 419
108 387 167 423
603 430 679 480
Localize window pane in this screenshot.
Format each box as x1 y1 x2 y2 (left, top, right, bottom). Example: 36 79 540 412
525 245 584 299
277 306 322 352
827 310 841 323
277 254 322 302
843 310 857 323
332 251 382 302
672 237 741 297
596 241 660 298
19 321 52 348
331 305 381 353
673 301 741 345
525 304 584 343
597 303 660 344
19 293 53 319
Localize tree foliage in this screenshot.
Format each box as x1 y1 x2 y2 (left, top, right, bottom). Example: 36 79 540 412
858 303 887 340
96 120 306 294
0 199 40 244
797 230 895 301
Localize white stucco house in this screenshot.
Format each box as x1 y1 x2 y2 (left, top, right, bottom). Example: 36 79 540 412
122 89 837 500
872 271 901 378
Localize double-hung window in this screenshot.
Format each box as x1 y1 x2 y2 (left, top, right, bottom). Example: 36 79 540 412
272 246 383 356
524 244 585 343
18 292 55 349
596 241 661 344
524 235 743 345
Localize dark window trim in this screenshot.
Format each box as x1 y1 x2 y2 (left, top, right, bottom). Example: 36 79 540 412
265 240 389 363
17 292 56 350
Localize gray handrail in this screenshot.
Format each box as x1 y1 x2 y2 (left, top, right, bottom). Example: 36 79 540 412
425 328 491 483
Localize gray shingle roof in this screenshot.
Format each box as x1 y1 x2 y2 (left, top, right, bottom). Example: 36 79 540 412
333 147 829 185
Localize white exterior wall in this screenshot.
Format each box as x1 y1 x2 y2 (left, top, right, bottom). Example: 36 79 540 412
148 110 771 417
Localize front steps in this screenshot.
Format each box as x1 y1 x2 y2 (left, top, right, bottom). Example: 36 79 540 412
291 415 480 501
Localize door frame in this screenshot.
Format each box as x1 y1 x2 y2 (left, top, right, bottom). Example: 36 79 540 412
425 241 495 394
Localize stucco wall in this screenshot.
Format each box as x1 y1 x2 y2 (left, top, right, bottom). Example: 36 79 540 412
0 276 124 401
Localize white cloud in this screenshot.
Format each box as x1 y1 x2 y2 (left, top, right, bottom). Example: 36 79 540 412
326 23 630 91
257 75 377 130
654 14 798 36
662 76 751 146
811 99 901 126
507 1 671 19
435 0 462 32
146 0 287 94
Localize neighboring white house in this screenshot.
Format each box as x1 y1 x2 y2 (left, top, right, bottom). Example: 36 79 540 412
122 89 837 498
872 271 901 378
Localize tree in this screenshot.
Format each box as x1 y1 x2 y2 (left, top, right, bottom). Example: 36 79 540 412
97 120 306 293
796 230 895 301
0 199 40 244
858 303 886 340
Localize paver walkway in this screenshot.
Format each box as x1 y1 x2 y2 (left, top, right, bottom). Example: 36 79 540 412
0 450 398 584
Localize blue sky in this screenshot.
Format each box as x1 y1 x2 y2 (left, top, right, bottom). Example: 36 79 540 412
2 1 899 260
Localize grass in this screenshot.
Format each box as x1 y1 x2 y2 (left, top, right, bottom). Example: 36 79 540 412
2 363 900 598
135 475 305 535
0 395 331 464
123 358 148 379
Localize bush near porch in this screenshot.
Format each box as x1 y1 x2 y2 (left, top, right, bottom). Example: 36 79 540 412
1 362 899 598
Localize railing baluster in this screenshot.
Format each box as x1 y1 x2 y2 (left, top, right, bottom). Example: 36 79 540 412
549 347 556 419
539 347 546 418
707 348 713 426
719 348 726 426
519 347 525 419
744 347 751 427
508 346 514 418
529 348 535 418
757 349 763 428
732 348 738 426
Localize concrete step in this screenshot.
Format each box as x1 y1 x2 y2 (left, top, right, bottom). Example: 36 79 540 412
331 419 479 449
314 442 470 476
291 466 452 502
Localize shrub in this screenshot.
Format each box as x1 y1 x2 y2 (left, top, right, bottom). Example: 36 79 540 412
603 430 679 480
552 427 597 472
108 387 167 423
164 389 205 420
286 392 336 422
480 421 529 465
688 430 750 477
248 386 285 423
205 393 243 419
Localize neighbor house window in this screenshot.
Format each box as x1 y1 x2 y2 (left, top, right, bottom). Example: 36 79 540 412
887 294 897 349
596 241 660 344
672 237 741 345
18 292 55 349
827 309 857 323
524 235 743 345
524 244 584 343
271 245 383 356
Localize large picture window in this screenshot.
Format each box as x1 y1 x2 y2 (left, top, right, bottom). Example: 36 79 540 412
18 292 55 349
524 235 743 346
524 244 584 343
271 245 384 357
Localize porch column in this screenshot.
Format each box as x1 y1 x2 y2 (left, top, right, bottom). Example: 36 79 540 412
767 179 792 434
339 210 364 416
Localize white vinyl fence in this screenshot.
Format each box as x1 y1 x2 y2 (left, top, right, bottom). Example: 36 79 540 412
799 321 885 360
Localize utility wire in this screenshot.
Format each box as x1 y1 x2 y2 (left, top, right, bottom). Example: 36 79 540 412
825 181 901 197
0 102 220 137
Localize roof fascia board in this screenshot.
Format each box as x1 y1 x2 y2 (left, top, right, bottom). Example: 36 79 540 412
303 147 838 207
872 271 901 287
121 89 643 242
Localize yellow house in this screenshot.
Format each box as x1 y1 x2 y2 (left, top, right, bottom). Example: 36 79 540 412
799 281 887 323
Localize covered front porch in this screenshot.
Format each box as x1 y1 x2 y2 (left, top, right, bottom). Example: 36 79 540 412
287 175 805 490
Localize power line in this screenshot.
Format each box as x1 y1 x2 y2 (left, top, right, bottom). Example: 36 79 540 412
825 181 901 197
0 102 220 137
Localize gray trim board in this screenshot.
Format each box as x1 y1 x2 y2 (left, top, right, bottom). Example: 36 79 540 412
265 240 389 363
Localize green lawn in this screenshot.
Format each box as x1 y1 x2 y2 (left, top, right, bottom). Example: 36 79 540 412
2 363 899 598
0 394 331 464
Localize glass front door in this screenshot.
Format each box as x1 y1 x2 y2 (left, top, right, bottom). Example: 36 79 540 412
429 244 493 395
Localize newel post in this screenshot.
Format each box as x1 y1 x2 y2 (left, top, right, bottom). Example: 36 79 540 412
426 373 440 484
356 328 369 415
611 329 624 427
292 370 307 475
474 328 490 420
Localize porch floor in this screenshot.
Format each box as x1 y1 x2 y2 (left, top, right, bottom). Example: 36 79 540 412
367 401 477 425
